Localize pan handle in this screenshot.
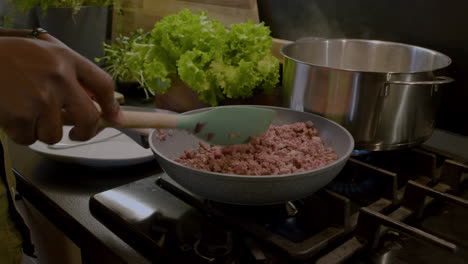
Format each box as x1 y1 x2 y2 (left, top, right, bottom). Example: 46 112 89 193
382 76 454 96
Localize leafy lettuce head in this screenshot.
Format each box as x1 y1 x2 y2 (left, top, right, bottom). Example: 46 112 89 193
135 8 279 106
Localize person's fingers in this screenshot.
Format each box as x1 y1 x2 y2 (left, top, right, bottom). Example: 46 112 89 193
72 54 122 125
35 95 63 144
2 116 37 145
63 81 101 141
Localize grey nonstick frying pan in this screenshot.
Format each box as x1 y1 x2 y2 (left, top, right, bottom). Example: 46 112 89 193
148 105 354 205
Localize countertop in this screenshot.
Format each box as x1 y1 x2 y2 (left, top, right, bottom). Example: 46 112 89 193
8 140 161 264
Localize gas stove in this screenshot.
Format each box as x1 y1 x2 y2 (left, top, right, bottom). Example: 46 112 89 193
89 130 468 264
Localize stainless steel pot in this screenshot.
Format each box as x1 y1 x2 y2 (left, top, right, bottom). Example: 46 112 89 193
280 38 454 151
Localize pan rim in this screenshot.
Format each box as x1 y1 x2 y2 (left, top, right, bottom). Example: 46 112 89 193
149 105 355 180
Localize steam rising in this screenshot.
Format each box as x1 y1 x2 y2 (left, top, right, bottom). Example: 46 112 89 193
272 1 345 41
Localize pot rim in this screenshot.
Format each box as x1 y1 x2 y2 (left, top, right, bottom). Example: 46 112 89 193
280 38 452 74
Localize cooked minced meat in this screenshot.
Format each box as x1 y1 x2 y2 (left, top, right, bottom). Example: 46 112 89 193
175 121 338 175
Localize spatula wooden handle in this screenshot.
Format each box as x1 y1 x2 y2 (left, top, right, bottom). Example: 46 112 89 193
101 110 178 129
63 110 179 129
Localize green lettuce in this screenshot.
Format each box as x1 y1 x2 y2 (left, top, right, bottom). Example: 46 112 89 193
104 9 280 105
177 50 222 106
150 9 226 62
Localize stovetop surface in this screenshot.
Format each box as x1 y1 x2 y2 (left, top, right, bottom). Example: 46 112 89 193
90 172 468 264
89 132 468 264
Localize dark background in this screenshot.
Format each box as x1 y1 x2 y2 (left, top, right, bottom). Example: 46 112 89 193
2 0 467 136
258 0 468 136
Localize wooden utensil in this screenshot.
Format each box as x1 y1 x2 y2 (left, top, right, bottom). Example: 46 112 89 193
106 106 276 146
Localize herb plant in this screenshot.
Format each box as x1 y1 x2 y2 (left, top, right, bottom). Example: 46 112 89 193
95 29 153 98
97 9 280 105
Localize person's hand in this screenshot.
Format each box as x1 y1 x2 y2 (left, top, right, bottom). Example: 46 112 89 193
0 36 122 145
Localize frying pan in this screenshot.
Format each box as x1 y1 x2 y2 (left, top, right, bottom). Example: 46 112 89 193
148 106 354 205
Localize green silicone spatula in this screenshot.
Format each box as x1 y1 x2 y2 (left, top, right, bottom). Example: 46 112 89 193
109 106 276 146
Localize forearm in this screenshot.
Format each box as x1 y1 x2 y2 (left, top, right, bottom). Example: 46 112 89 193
0 28 63 45
0 28 33 38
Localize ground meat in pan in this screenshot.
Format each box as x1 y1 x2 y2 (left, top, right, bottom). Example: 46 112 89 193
175 121 338 175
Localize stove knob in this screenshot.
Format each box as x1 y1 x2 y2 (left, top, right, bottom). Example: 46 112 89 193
150 212 175 248
150 212 172 236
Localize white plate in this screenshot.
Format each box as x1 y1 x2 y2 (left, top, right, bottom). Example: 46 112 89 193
29 126 155 167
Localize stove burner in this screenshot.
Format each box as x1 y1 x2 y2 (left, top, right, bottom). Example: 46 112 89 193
205 198 337 243
328 176 381 204
269 216 308 242
205 200 314 242
328 159 388 205
194 222 233 261
351 149 372 156
206 200 300 224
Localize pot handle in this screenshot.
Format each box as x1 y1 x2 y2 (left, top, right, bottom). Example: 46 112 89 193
385 76 454 86
382 76 454 96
